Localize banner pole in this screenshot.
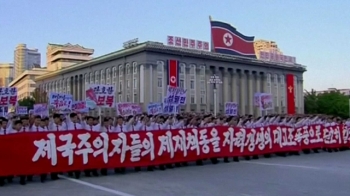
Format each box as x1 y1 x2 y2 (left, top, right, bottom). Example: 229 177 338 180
98 107 102 125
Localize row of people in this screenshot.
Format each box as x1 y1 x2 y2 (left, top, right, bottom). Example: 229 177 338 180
0 113 348 135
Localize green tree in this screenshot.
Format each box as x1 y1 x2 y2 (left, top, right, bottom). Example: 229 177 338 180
18 96 36 110
304 89 350 118
304 89 318 114
31 87 48 103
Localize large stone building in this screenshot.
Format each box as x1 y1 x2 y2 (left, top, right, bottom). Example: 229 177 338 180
46 43 94 71
254 39 283 59
0 63 14 87
14 44 41 79
9 68 50 100
35 41 306 116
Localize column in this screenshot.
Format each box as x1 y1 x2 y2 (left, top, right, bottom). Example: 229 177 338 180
248 72 254 115
75 75 78 100
206 68 213 112
77 75 81 101
239 72 246 115
223 68 230 105
231 70 238 103
255 73 261 117
299 79 304 114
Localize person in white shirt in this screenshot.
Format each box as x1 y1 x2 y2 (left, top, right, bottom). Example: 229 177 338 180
30 115 43 132
66 113 83 131
83 116 101 132
113 116 132 133
7 120 27 185
48 114 67 132
100 118 112 132
0 118 9 135
20 116 31 132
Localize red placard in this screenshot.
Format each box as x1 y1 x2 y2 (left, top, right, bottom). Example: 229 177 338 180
0 125 349 176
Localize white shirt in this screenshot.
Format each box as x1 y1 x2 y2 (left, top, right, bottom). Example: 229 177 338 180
67 122 83 130
30 124 42 132
0 127 8 135
84 124 101 132
21 125 31 132
49 122 67 131
113 124 132 132
100 126 113 132
7 128 24 134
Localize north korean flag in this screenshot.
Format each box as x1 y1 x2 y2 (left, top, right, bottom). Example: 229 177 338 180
167 59 179 87
210 20 256 58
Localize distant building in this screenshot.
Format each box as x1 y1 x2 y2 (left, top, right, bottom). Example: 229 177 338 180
0 63 14 87
254 39 283 59
46 43 94 71
9 68 50 100
315 88 350 96
14 44 41 79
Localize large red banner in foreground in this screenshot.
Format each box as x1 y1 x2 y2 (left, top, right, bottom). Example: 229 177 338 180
0 125 349 176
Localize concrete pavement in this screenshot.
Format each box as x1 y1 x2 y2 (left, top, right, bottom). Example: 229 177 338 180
2 150 350 196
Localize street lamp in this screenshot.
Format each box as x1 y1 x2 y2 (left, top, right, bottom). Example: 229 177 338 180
208 74 222 117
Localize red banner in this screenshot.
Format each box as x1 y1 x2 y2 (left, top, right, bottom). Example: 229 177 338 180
168 59 178 87
286 74 295 114
0 125 349 176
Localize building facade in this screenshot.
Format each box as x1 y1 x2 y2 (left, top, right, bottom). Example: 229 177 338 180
14 44 41 79
254 39 283 59
9 68 50 100
0 63 14 87
36 41 306 116
46 43 94 71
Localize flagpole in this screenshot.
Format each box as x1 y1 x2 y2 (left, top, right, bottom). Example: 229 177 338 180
209 15 214 52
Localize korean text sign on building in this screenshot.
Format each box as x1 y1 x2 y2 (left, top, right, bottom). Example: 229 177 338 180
0 87 17 107
167 36 210 51
48 93 73 112
163 85 187 114
86 84 115 108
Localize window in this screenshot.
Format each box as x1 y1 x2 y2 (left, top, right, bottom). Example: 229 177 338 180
126 64 130 75
100 70 105 84
180 64 185 74
200 66 205 75
190 80 195 89
133 78 137 89
126 94 130 102
89 72 93 83
200 91 206 104
84 74 88 83
106 68 111 79
267 73 271 84
95 71 99 83
190 64 196 74
119 65 123 76
157 78 162 87
133 62 137 74
119 81 123 92
118 94 122 102
157 61 164 72
274 74 278 86
112 67 117 77
157 93 162 102
200 81 205 90
280 75 285 85
190 95 195 104
133 93 137 102
179 79 184 88
126 80 130 88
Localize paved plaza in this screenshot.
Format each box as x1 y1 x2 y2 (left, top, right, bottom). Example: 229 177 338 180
2 150 350 196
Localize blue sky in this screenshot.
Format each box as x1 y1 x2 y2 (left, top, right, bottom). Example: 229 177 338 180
1 0 349 91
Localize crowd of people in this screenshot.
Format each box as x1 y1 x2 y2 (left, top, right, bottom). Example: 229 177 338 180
0 112 349 186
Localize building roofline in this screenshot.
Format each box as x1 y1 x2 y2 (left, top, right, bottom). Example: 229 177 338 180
9 69 50 87
36 41 307 81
